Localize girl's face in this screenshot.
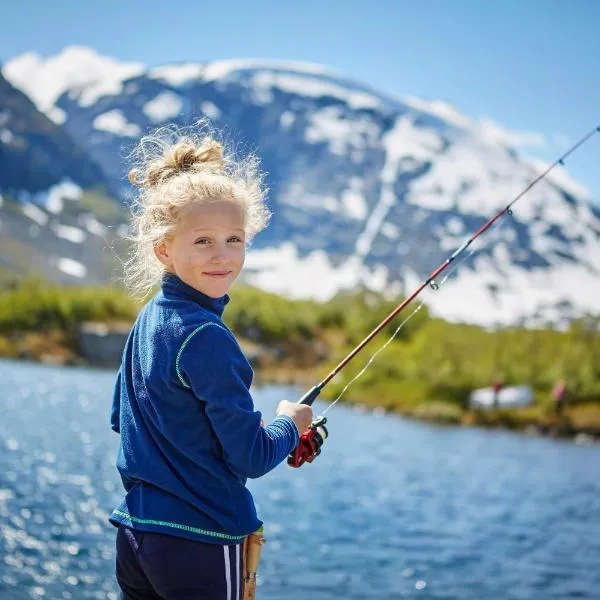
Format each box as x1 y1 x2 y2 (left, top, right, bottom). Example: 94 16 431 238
156 200 246 298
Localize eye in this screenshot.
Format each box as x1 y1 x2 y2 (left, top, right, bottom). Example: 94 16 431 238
194 238 211 245
228 236 244 244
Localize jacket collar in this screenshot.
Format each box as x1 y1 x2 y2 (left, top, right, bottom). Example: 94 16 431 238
161 272 230 316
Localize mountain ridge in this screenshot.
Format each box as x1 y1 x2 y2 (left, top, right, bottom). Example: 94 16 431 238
2 46 599 326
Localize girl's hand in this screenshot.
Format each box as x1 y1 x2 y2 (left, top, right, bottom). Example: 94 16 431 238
276 400 313 434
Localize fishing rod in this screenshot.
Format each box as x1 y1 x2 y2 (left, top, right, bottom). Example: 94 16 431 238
288 124 600 468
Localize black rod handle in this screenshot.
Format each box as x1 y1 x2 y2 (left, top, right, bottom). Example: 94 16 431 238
298 385 321 406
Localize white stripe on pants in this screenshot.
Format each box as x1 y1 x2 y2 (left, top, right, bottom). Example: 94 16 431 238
224 544 241 600
236 544 241 599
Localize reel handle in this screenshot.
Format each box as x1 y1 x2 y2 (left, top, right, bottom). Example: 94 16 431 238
287 416 328 468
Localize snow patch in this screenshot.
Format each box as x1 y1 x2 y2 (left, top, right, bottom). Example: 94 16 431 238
57 258 87 278
202 59 335 82
404 98 547 152
380 115 444 182
143 92 183 122
523 156 591 200
79 214 107 237
51 223 86 243
340 179 368 221
305 106 379 155
0 129 14 144
404 97 471 129
475 118 546 149
423 259 600 327
354 116 442 258
3 46 144 119
46 181 81 213
21 203 48 226
245 243 387 300
381 222 399 239
149 63 203 86
280 111 295 129
93 110 141 137
18 181 80 217
201 101 221 120
445 216 465 235
48 106 67 124
280 182 338 212
251 72 382 110
407 135 524 213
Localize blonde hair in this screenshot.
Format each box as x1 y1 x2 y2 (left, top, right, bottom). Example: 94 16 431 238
123 122 270 298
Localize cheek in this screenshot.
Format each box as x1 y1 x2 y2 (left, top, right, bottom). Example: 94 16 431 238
237 249 246 270
173 242 199 269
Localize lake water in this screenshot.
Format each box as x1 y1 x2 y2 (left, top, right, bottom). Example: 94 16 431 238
0 359 598 599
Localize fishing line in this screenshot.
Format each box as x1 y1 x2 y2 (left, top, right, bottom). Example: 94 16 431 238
298 125 600 407
288 125 599 468
287 126 600 468
321 219 501 414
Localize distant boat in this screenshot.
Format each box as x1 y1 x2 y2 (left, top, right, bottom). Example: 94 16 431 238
469 385 533 410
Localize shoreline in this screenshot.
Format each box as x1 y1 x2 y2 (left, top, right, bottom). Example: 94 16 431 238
1 339 598 445
254 367 600 444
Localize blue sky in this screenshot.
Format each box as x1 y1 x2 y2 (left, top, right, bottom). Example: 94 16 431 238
2 0 599 201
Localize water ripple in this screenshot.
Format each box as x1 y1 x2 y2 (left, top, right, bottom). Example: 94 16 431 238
0 359 598 599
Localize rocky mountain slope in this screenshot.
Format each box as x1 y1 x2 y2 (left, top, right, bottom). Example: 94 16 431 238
3 47 599 325
0 68 125 285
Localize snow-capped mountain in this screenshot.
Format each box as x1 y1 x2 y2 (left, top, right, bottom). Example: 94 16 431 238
0 67 125 285
0 178 127 285
0 68 108 193
3 46 600 325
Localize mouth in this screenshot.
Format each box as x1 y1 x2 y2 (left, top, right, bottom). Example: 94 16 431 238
203 271 232 279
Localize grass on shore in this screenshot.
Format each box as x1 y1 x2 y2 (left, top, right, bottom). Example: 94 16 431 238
0 278 599 436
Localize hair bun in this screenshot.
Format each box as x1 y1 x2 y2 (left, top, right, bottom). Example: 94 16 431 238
129 138 225 189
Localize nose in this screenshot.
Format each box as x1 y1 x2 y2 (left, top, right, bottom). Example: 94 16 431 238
209 241 231 263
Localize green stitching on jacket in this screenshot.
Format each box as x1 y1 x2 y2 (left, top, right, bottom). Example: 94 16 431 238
175 322 230 388
112 509 246 541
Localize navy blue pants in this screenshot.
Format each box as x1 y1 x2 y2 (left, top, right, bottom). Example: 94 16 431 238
116 525 243 600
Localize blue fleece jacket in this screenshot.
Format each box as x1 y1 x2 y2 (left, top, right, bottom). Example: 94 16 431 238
109 273 299 544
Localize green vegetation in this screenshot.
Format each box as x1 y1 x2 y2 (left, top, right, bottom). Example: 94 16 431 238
225 286 319 343
0 278 598 436
326 316 600 406
0 278 140 334
78 190 129 224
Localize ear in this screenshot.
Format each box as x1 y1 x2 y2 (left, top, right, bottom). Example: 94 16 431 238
154 239 173 269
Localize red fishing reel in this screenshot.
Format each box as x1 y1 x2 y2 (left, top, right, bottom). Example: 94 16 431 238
287 416 328 468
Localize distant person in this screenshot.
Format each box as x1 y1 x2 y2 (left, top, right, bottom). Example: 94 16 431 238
492 377 504 409
552 379 568 416
109 123 313 599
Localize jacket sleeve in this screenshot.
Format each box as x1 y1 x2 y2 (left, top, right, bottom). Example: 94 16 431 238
177 322 299 479
111 367 122 434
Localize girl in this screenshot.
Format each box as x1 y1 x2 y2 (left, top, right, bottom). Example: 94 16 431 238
110 124 313 599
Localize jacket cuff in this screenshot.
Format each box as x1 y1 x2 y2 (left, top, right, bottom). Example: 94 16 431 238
272 414 300 449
